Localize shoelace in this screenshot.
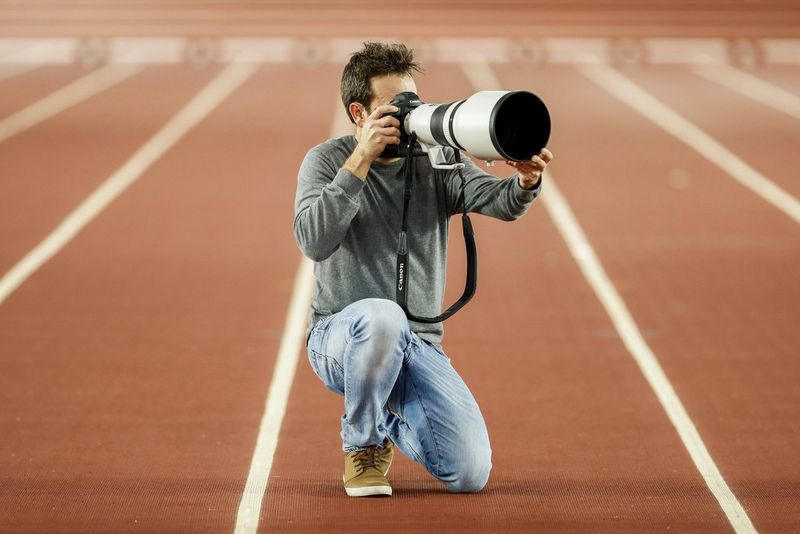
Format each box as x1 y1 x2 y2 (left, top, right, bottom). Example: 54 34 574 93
352 447 381 474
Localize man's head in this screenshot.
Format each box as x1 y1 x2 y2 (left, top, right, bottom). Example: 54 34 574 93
341 42 423 127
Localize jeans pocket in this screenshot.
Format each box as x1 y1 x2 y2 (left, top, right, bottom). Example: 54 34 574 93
307 314 334 347
307 349 344 395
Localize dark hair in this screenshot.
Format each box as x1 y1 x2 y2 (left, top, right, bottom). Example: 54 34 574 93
340 42 423 124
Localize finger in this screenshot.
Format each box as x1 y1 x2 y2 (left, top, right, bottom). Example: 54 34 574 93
539 148 553 162
514 163 536 173
531 156 546 168
369 104 399 120
374 115 401 128
375 126 401 137
379 135 401 145
508 160 534 168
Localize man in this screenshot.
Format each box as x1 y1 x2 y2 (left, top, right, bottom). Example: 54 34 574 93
293 42 552 497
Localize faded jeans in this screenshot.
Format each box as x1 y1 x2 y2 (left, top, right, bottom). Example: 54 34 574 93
306 298 492 493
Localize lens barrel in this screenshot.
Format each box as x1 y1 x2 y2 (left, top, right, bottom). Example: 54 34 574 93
407 90 550 162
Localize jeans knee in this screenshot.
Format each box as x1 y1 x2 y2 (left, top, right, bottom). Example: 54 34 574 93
349 298 407 342
446 456 492 494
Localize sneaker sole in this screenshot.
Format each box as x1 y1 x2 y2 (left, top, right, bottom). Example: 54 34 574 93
344 485 393 497
343 474 392 497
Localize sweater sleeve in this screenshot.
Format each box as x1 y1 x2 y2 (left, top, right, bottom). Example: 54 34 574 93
293 146 366 261
442 155 542 221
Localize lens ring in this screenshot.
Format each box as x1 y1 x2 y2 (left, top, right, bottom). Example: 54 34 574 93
489 91 550 161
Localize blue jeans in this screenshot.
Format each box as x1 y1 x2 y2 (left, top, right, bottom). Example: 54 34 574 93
306 298 492 493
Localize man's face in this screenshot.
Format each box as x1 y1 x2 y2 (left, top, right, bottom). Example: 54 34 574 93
354 73 418 125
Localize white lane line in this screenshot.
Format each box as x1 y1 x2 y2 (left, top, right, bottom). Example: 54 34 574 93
0 37 799 66
233 98 349 534
690 63 800 120
0 62 258 306
577 63 800 224
0 38 75 63
0 63 142 143
462 61 757 534
233 257 314 534
0 63 39 82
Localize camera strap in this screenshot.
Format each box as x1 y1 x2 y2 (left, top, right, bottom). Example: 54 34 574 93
395 133 478 324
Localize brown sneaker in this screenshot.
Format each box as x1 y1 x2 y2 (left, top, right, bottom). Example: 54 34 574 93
343 441 393 497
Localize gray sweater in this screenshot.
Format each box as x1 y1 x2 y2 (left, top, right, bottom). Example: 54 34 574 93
293 135 542 345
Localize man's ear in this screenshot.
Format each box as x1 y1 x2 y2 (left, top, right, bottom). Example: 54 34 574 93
349 102 367 127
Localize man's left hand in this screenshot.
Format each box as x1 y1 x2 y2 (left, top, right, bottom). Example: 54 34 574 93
507 148 553 190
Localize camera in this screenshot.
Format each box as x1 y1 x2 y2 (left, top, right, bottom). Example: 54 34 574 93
381 90 550 170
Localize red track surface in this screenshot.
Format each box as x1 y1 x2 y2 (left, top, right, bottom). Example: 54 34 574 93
1 4 799 533
1 1 799 38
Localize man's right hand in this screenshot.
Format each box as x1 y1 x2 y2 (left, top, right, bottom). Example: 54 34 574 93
343 105 401 180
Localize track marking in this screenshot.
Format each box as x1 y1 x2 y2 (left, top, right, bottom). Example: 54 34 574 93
462 60 757 534
234 97 350 534
644 38 727 64
576 63 800 224
0 62 258 306
0 37 800 66
0 63 142 143
762 39 800 65
690 63 800 120
461 59 502 89
0 63 38 82
0 38 75 63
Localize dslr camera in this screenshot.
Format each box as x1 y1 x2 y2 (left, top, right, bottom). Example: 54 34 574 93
381 90 550 169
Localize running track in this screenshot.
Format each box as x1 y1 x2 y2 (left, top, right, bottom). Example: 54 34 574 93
0 33 799 534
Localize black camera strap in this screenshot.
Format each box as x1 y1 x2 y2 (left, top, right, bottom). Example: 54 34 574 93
395 133 477 324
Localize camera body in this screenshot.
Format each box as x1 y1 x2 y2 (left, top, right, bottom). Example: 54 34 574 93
381 91 424 159
380 90 550 170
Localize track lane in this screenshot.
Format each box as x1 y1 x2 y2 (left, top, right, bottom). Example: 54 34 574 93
0 65 84 118
0 65 218 285
260 63 731 532
496 62 800 532
750 65 800 96
690 64 800 120
0 64 339 532
0 64 38 83
621 64 800 199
